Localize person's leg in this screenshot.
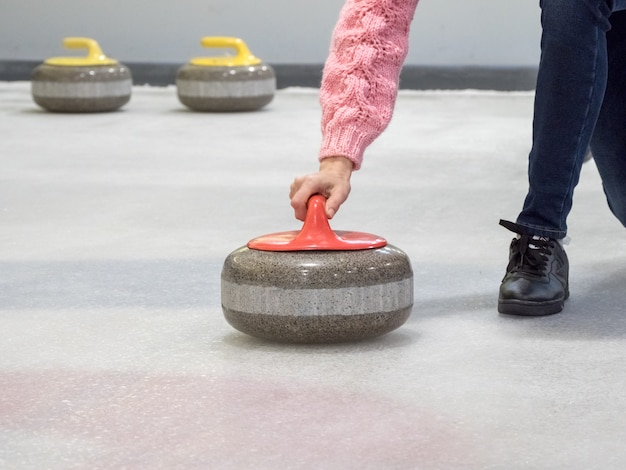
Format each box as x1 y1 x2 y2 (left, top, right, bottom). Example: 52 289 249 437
590 10 626 225
517 0 616 239
499 0 626 316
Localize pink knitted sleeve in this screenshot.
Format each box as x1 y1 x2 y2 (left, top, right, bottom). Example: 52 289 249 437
319 0 419 170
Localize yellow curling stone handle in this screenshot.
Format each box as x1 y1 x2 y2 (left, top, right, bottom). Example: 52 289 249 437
190 36 262 67
44 37 119 66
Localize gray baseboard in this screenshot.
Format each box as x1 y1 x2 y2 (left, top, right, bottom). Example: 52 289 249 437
0 60 537 91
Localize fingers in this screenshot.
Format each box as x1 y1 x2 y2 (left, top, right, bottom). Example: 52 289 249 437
289 174 350 221
290 175 323 221
290 156 353 221
288 176 304 200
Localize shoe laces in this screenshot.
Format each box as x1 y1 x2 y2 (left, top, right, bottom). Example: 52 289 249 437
509 234 555 275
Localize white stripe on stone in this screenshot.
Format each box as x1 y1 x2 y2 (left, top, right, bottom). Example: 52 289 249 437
32 80 132 98
177 78 276 98
221 278 413 316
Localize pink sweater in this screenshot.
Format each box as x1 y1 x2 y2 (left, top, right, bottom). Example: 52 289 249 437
319 0 419 170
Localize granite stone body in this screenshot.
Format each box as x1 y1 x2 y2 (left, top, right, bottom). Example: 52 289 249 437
221 244 414 343
31 63 132 113
176 63 276 112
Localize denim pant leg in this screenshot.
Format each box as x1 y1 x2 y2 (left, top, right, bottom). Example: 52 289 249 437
516 0 625 239
590 10 626 226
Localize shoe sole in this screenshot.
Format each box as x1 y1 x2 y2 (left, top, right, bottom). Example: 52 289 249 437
498 283 569 317
497 296 566 316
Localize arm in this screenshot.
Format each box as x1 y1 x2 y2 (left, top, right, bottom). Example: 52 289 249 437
290 0 419 220
319 0 419 170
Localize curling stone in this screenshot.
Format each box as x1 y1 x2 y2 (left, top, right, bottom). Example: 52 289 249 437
31 37 132 113
176 36 275 112
221 195 414 343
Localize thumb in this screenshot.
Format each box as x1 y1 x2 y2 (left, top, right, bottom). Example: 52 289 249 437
324 193 343 219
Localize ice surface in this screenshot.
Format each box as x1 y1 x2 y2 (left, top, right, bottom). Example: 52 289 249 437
2 82 626 469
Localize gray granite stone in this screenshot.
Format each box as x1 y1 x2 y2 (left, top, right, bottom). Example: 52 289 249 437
221 245 414 343
176 63 275 112
31 64 132 112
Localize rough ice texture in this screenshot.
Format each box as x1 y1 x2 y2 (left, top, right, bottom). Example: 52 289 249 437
319 0 420 169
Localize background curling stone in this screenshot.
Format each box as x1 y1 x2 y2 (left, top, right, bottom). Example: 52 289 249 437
221 195 414 343
31 37 132 113
176 36 276 112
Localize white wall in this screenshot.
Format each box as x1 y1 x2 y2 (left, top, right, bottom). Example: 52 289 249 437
1 0 541 66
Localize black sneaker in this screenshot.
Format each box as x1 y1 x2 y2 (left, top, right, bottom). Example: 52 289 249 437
498 220 569 316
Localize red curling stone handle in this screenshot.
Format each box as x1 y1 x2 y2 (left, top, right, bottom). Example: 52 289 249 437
247 195 387 252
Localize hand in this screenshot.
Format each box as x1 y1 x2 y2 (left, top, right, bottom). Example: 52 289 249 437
289 156 353 220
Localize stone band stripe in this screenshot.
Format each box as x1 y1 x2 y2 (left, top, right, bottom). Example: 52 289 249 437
177 78 276 98
221 278 413 317
32 80 132 98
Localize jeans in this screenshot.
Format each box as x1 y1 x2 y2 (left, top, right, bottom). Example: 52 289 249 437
516 0 626 239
